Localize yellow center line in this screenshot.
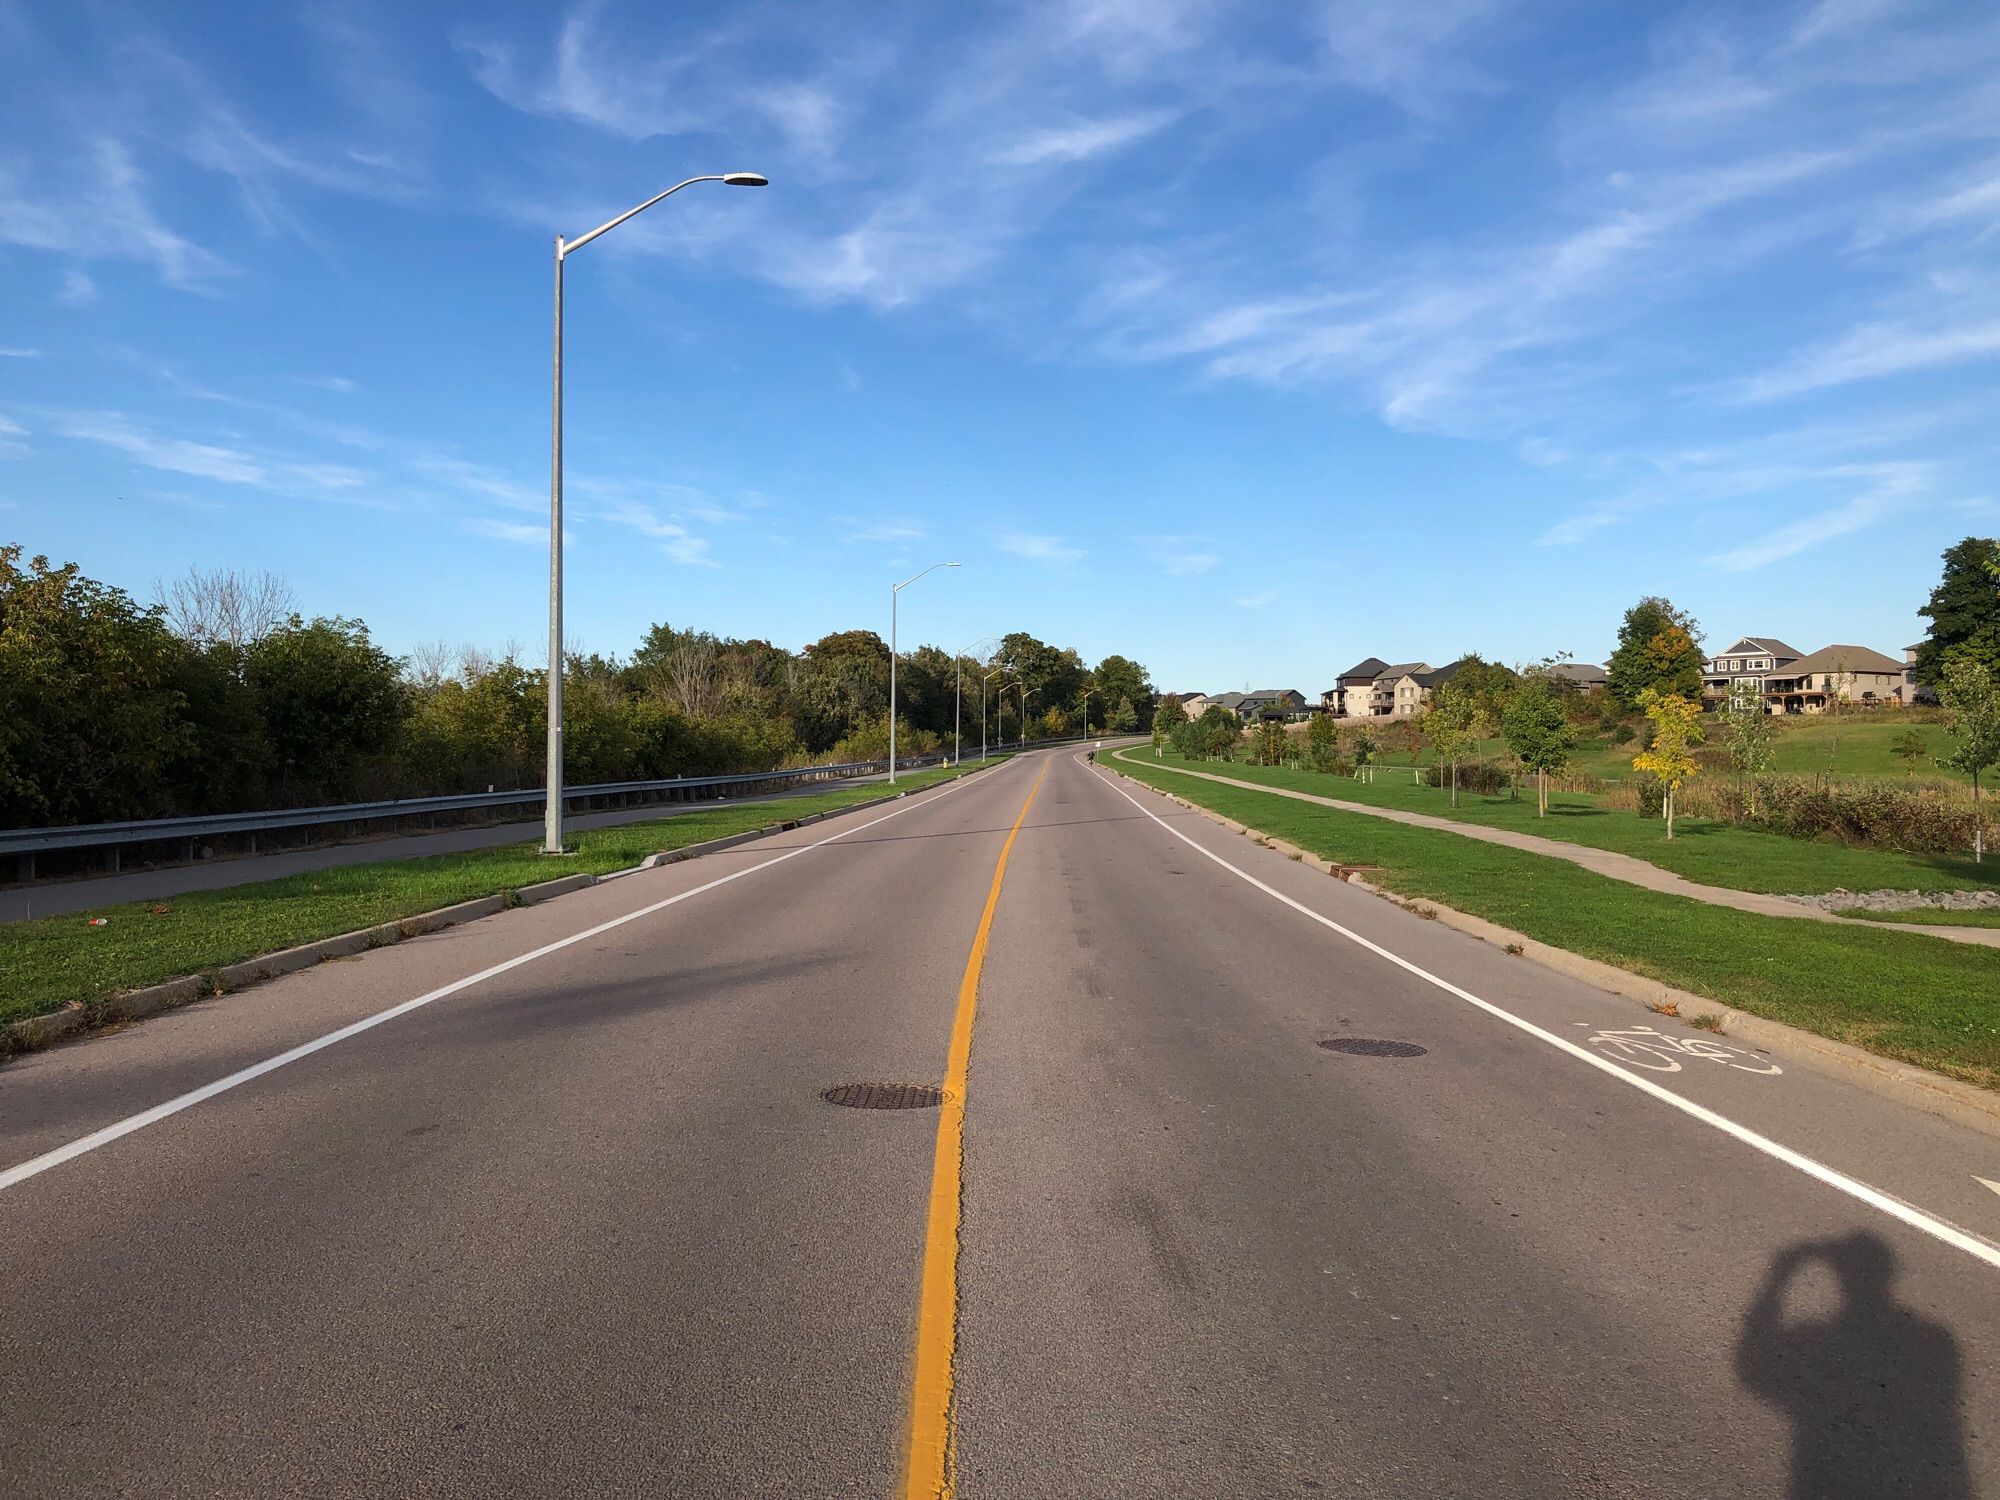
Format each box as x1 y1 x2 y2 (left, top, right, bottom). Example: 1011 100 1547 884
903 758 1050 1500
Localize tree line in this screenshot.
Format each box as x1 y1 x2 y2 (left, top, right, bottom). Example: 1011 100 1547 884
0 546 1156 827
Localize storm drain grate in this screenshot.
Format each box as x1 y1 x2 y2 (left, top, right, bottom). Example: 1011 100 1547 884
1318 1038 1428 1058
822 1082 946 1109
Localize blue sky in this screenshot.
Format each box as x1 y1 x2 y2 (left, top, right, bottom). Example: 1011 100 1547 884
3 0 1997 694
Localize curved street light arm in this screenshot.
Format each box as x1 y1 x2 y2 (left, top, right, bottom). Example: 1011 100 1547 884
562 176 730 257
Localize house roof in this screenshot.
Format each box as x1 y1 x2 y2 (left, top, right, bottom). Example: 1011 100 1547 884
1547 662 1607 683
1713 636 1803 660
1376 661 1429 681
1414 658 1470 688
1242 688 1303 701
1209 691 1248 708
1781 645 1906 677
1338 656 1390 681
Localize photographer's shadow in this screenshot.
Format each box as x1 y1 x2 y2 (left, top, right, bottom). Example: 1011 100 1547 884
1737 1231 1972 1498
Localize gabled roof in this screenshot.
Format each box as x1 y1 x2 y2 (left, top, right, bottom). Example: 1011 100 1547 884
1376 661 1429 680
1338 656 1390 681
1243 688 1303 701
1414 658 1469 688
1782 644 1905 677
1547 662 1607 683
1209 691 1248 708
1712 636 1802 660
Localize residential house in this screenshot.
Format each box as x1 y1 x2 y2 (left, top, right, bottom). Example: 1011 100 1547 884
1173 691 1211 718
1703 637 1803 704
1208 691 1249 718
1546 662 1607 691
1323 657 1389 718
1238 689 1311 722
1763 646 1908 713
1374 662 1432 717
1903 646 1937 706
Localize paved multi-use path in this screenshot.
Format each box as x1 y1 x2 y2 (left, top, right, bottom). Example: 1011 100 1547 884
2 747 1996 1496
1116 748 2000 950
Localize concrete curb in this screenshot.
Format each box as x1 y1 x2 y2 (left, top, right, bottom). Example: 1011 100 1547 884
1 758 1013 1063
1103 761 2000 1142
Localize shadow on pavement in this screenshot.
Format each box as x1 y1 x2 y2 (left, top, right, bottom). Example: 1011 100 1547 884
1736 1231 1972 1499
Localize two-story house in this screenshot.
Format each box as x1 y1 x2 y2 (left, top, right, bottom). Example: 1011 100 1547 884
1238 689 1311 722
1323 657 1389 718
1174 692 1211 718
1763 646 1908 712
1375 662 1432 717
1703 637 1803 704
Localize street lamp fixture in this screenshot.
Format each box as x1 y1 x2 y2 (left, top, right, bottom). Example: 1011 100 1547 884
544 171 768 855
889 561 961 783
982 667 1007 762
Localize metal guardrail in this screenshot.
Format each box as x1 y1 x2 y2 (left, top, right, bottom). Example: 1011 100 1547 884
1 735 1096 880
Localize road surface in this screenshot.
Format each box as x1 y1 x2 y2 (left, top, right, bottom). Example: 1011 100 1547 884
2 746 1995 1496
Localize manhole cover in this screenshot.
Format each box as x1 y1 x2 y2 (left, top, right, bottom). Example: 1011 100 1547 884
1318 1038 1428 1058
822 1082 946 1109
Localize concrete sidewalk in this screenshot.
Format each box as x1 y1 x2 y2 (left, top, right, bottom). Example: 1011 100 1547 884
1119 751 2000 950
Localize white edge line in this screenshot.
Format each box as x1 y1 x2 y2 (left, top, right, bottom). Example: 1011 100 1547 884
1090 757 2000 1273
0 762 1010 1194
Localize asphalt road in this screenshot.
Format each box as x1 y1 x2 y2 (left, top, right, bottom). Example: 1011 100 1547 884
2 746 1996 1497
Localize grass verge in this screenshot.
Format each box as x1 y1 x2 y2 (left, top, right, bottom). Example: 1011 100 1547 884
1831 907 2000 929
1109 752 2000 1091
1123 749 1997 897
0 757 1005 1027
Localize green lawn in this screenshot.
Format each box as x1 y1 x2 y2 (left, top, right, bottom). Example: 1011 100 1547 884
1831 907 2000 929
1404 713 1970 787
1119 748 1998 897
0 758 1005 1028
1109 754 2000 1091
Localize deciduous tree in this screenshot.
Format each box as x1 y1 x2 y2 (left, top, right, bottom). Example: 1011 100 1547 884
1633 689 1704 839
1608 596 1704 709
1914 537 2000 683
1936 656 2000 862
1501 673 1576 816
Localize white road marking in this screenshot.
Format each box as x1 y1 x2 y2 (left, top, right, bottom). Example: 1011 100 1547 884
1091 760 2000 1272
1979 1177 2000 1200
0 763 1014 1194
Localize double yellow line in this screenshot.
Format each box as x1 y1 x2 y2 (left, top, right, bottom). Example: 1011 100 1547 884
902 759 1049 1499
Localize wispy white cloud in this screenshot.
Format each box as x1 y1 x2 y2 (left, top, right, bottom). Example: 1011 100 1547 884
0 347 40 359
591 500 722 568
49 410 266 483
1233 590 1273 609
1141 534 1222 576
841 517 931 545
0 415 27 458
996 530 1083 563
1317 0 1509 117
58 268 96 306
0 138 231 291
467 517 549 546
1737 316 2000 401
1713 466 1926 570
989 111 1175 167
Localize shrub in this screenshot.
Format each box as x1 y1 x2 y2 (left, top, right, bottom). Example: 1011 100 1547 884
1611 723 1636 745
1422 760 1511 796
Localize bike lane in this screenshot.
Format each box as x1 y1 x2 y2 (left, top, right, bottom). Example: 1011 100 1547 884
1093 762 2000 1267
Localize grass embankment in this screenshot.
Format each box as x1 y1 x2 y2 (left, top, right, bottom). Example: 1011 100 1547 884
1832 907 2000 930
1125 749 1997 897
1407 714 1970 787
1110 752 2000 1091
0 758 1005 1027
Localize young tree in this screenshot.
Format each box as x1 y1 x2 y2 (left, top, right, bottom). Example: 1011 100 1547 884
1109 695 1139 734
1720 679 1776 816
1421 679 1483 807
1251 716 1288 766
1501 673 1576 816
1892 726 1928 776
1913 537 2000 683
1633 689 1704 839
1607 596 1704 708
1153 693 1187 748
1936 656 2000 862
1306 712 1342 772
1350 723 1376 772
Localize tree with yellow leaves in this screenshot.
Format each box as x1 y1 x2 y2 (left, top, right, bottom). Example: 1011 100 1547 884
1633 688 1704 839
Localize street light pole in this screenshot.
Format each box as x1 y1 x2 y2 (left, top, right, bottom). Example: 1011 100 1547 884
889 561 960 783
544 170 767 855
954 635 997 765
1079 687 1099 738
983 667 1005 761
1020 685 1037 746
